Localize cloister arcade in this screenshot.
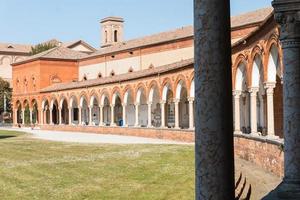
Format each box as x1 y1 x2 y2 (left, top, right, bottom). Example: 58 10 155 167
12 28 283 139
233 39 283 138
13 71 196 131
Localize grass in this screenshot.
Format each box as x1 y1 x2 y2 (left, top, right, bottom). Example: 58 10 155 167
0 130 194 200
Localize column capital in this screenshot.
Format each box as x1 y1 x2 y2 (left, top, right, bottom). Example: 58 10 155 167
147 101 152 105
160 100 166 104
188 97 195 102
248 87 259 93
264 82 276 94
122 103 127 107
272 1 300 47
232 90 242 97
111 104 115 107
134 103 140 106
174 99 180 104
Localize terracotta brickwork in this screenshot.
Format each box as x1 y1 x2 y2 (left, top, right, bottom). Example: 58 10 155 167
234 134 284 177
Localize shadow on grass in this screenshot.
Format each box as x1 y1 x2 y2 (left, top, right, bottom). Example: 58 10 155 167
0 135 17 139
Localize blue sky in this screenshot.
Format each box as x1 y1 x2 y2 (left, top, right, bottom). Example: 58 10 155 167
0 0 272 48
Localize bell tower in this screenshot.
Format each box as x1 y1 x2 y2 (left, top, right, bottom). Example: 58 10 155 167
100 16 124 47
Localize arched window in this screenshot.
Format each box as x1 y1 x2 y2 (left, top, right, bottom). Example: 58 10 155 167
83 75 87 81
105 31 108 43
114 30 118 42
110 70 115 77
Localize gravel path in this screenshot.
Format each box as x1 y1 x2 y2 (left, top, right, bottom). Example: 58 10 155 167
0 127 192 145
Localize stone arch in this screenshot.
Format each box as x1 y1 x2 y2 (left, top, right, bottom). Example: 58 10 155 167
15 100 23 124
79 94 89 125
0 56 12 65
41 98 50 124
189 79 195 98
233 54 248 89
148 83 161 127
112 91 122 126
50 97 59 125
123 86 135 126
69 95 79 125
31 99 39 124
135 85 148 127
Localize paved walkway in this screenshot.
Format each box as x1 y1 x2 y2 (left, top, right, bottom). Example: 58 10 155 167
0 127 191 145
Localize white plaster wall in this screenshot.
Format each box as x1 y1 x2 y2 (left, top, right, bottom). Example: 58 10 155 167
106 56 140 75
79 63 106 80
141 46 193 69
79 46 193 80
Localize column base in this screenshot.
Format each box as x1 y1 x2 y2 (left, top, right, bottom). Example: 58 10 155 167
263 180 300 200
250 132 261 137
110 123 116 127
234 130 242 135
266 134 279 140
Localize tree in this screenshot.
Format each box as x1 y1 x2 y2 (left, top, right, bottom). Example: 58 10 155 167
29 42 57 55
0 78 12 115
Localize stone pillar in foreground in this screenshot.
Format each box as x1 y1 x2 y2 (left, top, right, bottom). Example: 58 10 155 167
249 87 259 135
194 0 234 199
264 1 300 199
188 97 194 129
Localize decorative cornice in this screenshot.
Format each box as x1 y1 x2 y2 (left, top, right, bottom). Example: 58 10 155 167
272 0 300 47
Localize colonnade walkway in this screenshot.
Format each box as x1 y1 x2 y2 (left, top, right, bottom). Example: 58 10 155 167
0 127 191 144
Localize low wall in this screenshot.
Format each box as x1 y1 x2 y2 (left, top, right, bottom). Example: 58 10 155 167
39 125 284 176
234 133 284 177
41 125 194 143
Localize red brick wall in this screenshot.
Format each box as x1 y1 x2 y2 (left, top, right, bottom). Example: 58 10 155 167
41 125 194 143
234 134 284 177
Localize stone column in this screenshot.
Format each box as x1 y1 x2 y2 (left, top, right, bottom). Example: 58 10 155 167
233 90 242 133
259 95 265 130
122 104 127 127
111 104 116 126
99 106 103 126
249 87 259 135
188 97 194 129
78 106 82 125
22 109 25 125
194 0 234 199
265 82 276 137
58 108 62 125
68 107 72 125
134 103 139 127
174 99 180 129
89 106 93 126
29 109 33 124
263 1 300 198
49 108 53 125
160 101 166 128
14 109 18 125
40 109 44 125
99 105 103 126
147 102 152 127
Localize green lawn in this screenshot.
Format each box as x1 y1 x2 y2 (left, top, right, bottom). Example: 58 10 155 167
0 130 194 200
